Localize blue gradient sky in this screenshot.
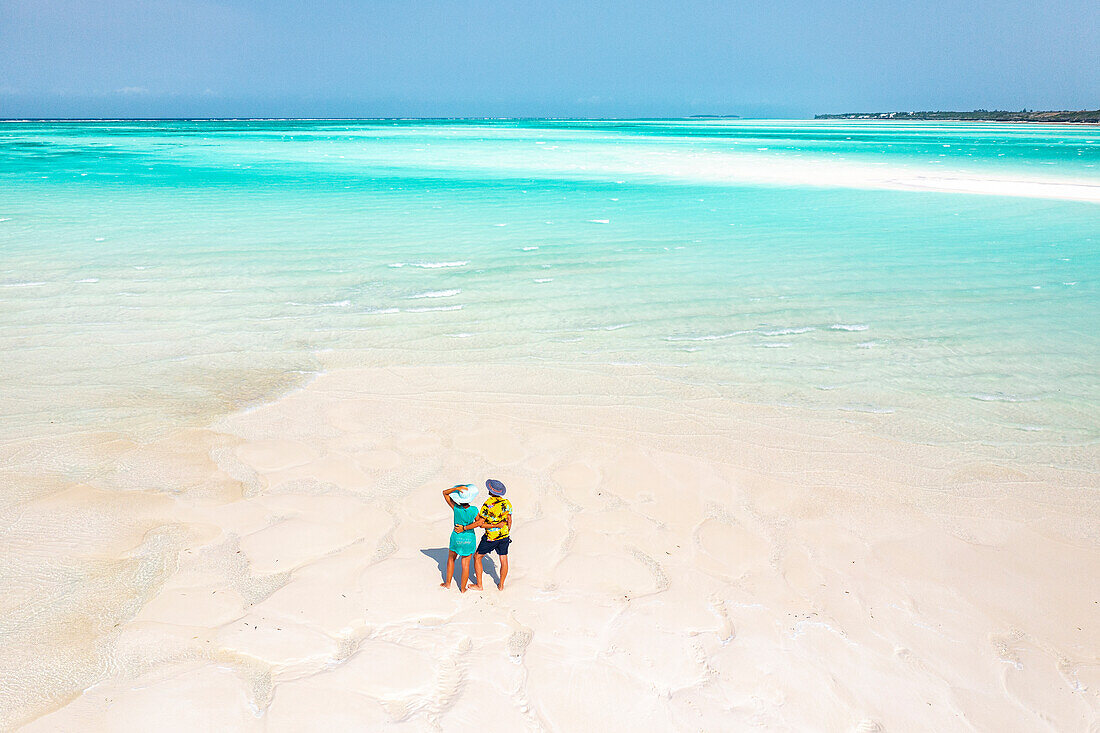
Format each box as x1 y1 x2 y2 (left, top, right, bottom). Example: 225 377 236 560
2 0 1097 118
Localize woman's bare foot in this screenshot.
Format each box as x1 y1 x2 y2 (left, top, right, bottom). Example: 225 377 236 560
497 580 505 590
467 583 484 591
440 581 450 588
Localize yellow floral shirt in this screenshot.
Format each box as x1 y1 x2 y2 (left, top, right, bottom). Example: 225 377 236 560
479 496 512 540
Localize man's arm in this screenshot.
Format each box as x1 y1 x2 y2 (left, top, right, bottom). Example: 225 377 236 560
454 515 506 532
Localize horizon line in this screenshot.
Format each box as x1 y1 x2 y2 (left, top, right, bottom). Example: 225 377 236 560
0 115 767 122
4 113 1093 124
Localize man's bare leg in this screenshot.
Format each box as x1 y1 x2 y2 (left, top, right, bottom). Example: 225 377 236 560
468 553 484 590
440 550 456 588
459 555 471 593
498 555 509 590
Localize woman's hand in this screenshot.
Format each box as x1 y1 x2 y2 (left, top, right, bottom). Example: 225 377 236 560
454 524 465 532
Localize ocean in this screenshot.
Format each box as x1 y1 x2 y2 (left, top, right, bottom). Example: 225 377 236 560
2 119 1097 460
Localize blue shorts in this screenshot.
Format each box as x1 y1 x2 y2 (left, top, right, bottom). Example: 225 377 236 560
477 536 511 556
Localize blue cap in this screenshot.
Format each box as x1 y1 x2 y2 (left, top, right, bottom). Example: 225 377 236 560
485 479 507 496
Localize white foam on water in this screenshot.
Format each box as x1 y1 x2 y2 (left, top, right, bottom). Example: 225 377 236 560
0 217 12 222
831 324 869 331
970 393 1040 403
390 261 468 268
583 323 632 331
407 289 461 299
405 304 464 312
286 300 349 306
521 246 539 251
857 341 877 348
2 281 47 287
840 404 896 414
588 219 610 224
76 278 100 283
448 332 473 338
420 261 468 268
760 342 792 348
666 330 753 342
760 326 816 336
533 278 553 283
363 307 401 315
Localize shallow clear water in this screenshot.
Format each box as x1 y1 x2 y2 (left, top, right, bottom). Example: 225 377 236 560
1 119 1098 459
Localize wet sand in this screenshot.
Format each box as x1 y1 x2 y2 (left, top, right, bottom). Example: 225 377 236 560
10 364 1100 731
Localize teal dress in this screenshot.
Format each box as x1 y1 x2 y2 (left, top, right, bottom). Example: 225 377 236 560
449 504 479 557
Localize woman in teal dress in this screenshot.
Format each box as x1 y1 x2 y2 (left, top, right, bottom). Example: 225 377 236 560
441 484 480 592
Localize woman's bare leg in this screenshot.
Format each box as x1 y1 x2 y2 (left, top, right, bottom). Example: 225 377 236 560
440 550 456 587
459 555 471 592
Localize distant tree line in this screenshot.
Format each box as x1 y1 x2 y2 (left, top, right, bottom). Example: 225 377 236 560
814 109 1100 123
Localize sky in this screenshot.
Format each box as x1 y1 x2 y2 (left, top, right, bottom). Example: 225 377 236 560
1 0 1097 119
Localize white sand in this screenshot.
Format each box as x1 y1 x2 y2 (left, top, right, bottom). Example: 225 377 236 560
474 141 1100 203
12 364 1100 731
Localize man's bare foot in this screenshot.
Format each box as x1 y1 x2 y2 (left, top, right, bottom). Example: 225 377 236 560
497 581 505 590
459 586 467 593
440 581 450 588
467 583 483 591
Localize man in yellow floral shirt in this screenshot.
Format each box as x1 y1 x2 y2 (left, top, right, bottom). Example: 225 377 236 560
455 478 513 590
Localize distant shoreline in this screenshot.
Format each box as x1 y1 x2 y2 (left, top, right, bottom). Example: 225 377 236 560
816 109 1100 124
1 113 1097 124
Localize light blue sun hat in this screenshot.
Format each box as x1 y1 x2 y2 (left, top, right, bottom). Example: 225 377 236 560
454 484 479 504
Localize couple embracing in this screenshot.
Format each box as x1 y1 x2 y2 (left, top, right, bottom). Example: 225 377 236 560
441 479 512 592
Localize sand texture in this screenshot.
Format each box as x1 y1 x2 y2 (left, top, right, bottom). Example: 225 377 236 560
10 364 1100 731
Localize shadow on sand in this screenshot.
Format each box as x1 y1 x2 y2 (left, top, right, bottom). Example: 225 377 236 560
420 548 499 584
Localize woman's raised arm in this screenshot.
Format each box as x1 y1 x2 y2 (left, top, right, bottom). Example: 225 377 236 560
442 485 463 508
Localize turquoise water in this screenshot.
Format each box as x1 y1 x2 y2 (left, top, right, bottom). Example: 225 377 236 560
1 120 1098 460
